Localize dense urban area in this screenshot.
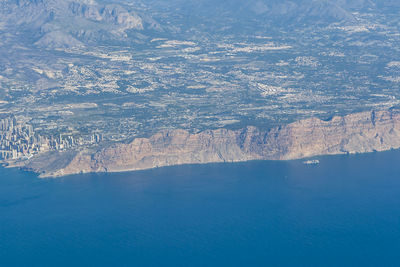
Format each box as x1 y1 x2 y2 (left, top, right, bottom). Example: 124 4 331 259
0 117 102 161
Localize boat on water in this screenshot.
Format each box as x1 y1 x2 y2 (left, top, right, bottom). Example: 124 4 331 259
303 159 320 165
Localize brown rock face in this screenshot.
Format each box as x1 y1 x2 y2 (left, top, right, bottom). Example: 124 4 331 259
36 109 400 177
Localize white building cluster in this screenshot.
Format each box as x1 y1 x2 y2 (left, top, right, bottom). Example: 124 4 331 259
0 117 103 161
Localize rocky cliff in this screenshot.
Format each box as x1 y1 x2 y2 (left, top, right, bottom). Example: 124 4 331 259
26 109 400 177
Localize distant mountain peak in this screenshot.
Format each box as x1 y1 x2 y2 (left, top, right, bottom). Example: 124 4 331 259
0 0 150 49
34 30 85 49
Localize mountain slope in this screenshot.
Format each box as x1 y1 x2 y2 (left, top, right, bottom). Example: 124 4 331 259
0 0 158 49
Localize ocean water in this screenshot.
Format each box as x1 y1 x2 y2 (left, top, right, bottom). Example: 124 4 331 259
1 151 400 267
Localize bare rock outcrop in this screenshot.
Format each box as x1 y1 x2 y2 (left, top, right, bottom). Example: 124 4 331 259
30 109 400 177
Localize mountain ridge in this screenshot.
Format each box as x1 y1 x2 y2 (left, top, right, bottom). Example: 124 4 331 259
0 0 158 49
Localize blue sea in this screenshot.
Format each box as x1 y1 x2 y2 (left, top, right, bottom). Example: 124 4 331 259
1 150 400 266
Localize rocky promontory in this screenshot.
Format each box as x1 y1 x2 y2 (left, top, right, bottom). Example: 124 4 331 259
24 109 400 177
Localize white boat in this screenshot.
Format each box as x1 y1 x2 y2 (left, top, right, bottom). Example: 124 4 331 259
303 159 320 165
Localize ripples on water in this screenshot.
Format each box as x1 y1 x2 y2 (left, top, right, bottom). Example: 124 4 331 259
1 150 400 266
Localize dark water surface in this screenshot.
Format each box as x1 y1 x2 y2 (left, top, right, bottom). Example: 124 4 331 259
1 150 400 266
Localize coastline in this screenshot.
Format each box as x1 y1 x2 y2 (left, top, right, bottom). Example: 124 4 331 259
5 109 400 178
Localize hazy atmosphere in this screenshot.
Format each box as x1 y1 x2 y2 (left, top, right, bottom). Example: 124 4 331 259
1 1 400 266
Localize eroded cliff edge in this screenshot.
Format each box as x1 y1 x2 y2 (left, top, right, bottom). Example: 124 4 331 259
25 109 400 177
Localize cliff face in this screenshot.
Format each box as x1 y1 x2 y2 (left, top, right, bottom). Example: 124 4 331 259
29 109 400 177
257 109 400 159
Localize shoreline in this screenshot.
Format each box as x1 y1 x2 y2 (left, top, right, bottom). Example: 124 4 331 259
3 109 400 178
